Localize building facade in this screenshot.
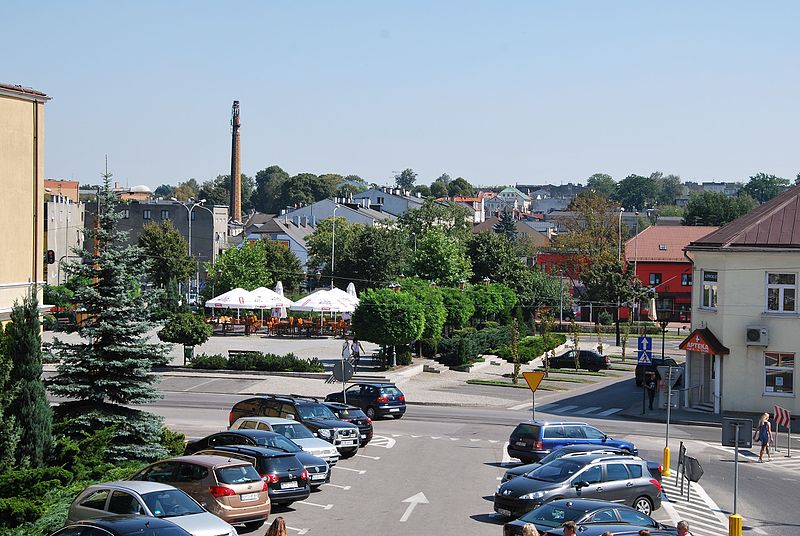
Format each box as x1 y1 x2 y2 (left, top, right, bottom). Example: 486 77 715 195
45 179 80 202
0 83 49 320
45 196 85 286
352 187 424 217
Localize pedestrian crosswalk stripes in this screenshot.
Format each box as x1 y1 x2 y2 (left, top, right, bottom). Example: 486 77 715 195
660 475 729 536
510 401 624 417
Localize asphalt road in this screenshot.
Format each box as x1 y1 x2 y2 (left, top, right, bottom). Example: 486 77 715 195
122 375 800 536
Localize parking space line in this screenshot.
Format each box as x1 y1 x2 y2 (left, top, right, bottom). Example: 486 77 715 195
355 453 380 460
286 526 309 535
336 466 366 474
501 442 514 466
298 500 334 510
323 483 351 490
508 401 531 410
596 407 623 416
573 406 601 415
182 378 218 392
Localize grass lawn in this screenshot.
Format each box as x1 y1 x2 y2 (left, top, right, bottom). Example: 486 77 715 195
531 368 622 378
466 379 567 391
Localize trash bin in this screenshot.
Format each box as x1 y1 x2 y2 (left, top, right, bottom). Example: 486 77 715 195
183 345 194 366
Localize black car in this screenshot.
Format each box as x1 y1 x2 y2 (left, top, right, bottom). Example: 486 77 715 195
503 445 663 483
48 515 193 536
547 350 610 372
503 499 673 536
635 357 680 387
543 525 677 536
325 383 406 419
229 395 361 456
196 445 311 505
184 429 330 488
323 402 373 446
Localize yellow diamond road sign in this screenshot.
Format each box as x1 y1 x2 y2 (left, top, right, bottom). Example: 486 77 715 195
523 371 546 393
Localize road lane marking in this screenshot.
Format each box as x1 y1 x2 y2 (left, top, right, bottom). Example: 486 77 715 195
411 435 422 438
323 483 351 490
450 437 460 441
430 436 441 440
298 500 333 510
336 466 366 474
399 492 428 522
596 407 624 416
470 438 481 442
287 526 309 535
574 406 601 415
182 378 218 392
555 404 579 413
355 453 380 460
488 440 499 444
370 434 396 448
508 401 531 410
537 403 560 412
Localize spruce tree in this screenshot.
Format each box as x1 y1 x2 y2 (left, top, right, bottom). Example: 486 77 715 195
0 324 21 468
47 176 169 462
6 288 52 467
494 210 518 242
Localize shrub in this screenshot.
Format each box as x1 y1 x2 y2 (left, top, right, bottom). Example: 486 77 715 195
188 353 228 369
598 310 613 325
42 315 57 332
438 334 479 366
495 333 567 363
0 497 44 527
160 427 186 456
190 352 324 373
0 467 74 499
396 350 413 366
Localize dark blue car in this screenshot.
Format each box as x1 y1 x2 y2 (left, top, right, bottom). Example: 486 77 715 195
507 421 637 463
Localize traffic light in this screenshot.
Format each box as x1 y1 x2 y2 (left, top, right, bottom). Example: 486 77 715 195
46 250 55 264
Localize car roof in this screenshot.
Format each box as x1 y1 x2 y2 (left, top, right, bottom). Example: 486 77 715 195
564 454 640 464
246 394 322 405
220 429 280 438
207 445 296 458
518 420 589 426
350 382 397 387
94 480 176 494
67 515 184 530
323 401 361 410
559 444 624 453
168 454 251 468
235 416 295 425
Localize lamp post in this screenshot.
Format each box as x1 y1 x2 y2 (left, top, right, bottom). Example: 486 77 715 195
171 197 207 304
331 204 340 289
617 207 625 262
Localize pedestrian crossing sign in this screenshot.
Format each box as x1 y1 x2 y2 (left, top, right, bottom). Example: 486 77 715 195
637 350 652 365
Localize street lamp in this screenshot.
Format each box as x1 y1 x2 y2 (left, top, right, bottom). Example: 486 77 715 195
330 204 340 288
171 197 207 303
617 207 625 262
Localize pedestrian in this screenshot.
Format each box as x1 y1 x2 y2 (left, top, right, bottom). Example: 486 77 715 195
522 524 540 536
638 531 652 536
342 336 352 362
265 516 287 536
351 338 363 372
645 372 657 410
562 520 577 536
754 412 773 462
676 520 691 535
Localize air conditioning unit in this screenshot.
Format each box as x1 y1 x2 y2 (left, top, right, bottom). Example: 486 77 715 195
745 326 768 346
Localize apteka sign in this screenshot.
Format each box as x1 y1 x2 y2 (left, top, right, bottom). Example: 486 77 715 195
685 333 711 354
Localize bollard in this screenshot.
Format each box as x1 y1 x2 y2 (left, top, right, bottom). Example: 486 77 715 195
662 446 672 477
728 513 743 536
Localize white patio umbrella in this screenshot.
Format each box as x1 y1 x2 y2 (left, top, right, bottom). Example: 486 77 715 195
274 281 284 297
250 287 294 309
290 289 355 313
346 282 358 300
203 288 254 309
328 286 359 307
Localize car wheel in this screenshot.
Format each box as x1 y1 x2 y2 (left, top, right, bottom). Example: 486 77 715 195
244 520 265 530
393 413 403 419
340 447 358 458
365 406 376 419
633 496 653 515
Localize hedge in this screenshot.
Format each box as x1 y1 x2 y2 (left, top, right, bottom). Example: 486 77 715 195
495 333 567 363
189 352 325 373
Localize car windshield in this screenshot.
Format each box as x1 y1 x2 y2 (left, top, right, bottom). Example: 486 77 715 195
141 489 204 518
519 503 585 528
335 408 367 419
380 387 403 396
527 459 585 482
538 448 573 465
273 423 315 440
215 464 262 485
297 404 338 420
255 434 301 452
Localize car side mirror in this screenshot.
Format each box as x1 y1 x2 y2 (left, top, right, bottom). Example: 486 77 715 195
574 480 589 489
602 435 608 442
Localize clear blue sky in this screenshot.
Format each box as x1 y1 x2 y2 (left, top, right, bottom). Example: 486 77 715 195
3 1 799 188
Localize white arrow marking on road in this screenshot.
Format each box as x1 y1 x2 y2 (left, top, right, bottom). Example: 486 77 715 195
488 440 498 444
298 500 333 510
356 453 381 460
287 526 309 535
450 437 460 441
370 434 396 448
399 491 429 522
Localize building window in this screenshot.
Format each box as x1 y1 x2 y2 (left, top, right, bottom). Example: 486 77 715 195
376 197 385 205
681 273 692 286
191 211 196 221
658 244 667 251
160 210 170 220
649 273 662 286
766 273 796 313
765 352 794 395
143 210 151 220
701 271 718 309
121 209 129 219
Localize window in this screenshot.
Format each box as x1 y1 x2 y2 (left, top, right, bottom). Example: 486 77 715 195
191 211 197 221
658 243 667 251
605 463 630 481
79 489 109 510
138 462 178 483
238 420 256 430
579 465 603 484
143 210 152 220
588 509 617 523
701 271 718 309
682 273 692 286
108 491 143 515
625 463 643 478
765 352 794 395
376 196 385 205
563 425 585 439
649 273 662 286
618 509 654 526
543 426 566 439
582 426 606 440
176 463 208 482
766 273 796 313
160 210 170 220
256 423 270 431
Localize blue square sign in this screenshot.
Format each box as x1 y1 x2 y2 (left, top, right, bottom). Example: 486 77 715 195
637 336 653 365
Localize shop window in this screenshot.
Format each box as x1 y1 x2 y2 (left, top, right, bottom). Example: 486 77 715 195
701 271 718 309
649 273 662 286
681 273 692 286
765 352 794 395
766 273 796 313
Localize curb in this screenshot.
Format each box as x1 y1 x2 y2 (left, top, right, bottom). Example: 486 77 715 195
618 411 722 428
406 400 511 408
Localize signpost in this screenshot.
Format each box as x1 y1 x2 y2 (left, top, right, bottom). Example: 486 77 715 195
522 371 546 419
723 417 753 536
774 405 792 457
333 360 354 404
638 336 653 415
658 365 682 477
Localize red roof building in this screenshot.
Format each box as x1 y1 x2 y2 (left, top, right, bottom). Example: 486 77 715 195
625 225 718 321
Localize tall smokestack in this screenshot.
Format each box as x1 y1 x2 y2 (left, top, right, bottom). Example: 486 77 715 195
230 100 242 222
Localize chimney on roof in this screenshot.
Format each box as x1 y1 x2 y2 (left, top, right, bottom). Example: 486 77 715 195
292 215 300 227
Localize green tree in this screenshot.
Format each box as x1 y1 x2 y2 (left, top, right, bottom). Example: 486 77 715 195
202 241 273 298
412 228 472 286
741 172 789 203
306 217 358 279
582 259 649 328
586 173 616 197
262 239 304 292
157 312 212 360
351 289 425 365
493 210 517 242
173 178 199 201
447 177 474 197
394 168 417 189
469 283 518 322
435 173 452 185
47 177 169 462
411 184 431 198
278 173 337 209
440 287 475 332
5 288 52 467
682 192 756 226
334 224 411 290
0 323 21 468
153 184 175 198
137 220 194 290
398 198 473 244
612 174 658 210
429 181 448 198
517 268 563 310
199 174 255 212
555 192 621 257
398 278 447 353
253 165 290 213
338 175 369 198
467 231 524 286
658 174 683 205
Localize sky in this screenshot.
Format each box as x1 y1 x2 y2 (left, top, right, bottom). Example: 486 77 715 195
3 1 800 189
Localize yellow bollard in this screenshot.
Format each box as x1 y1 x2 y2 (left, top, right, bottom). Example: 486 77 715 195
729 513 743 536
662 446 672 477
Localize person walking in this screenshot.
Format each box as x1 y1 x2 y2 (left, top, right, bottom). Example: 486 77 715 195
265 516 287 536
645 372 657 411
522 524 540 536
562 520 577 536
342 336 352 361
351 338 363 372
755 412 773 462
676 520 691 535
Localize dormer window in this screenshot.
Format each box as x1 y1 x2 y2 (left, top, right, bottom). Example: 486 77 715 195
658 244 667 251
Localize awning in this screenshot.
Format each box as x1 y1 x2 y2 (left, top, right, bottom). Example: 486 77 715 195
679 327 730 355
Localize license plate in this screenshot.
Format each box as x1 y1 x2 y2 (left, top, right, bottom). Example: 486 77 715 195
496 507 511 517
311 473 326 481
389 408 400 412
281 481 299 489
360 434 366 439
240 493 259 502
515 441 526 447
341 439 356 446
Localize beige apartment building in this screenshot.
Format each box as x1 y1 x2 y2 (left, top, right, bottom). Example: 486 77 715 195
682 186 800 416
0 83 49 321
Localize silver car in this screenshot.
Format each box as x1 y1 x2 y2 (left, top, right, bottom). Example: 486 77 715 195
230 416 340 465
68 481 237 536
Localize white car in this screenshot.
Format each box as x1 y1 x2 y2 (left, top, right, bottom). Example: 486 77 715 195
230 416 340 465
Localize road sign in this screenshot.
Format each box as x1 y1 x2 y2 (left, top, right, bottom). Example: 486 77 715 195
637 336 652 351
657 366 683 388
637 350 652 365
775 405 791 428
522 371 546 393
333 360 354 382
722 418 753 449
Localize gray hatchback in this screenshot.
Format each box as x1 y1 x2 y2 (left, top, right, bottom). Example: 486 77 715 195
493 454 662 519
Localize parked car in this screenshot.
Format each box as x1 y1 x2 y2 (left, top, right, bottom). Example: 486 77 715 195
229 416 340 465
503 498 673 536
635 357 680 387
48 515 194 536
130 455 269 530
507 421 638 463
322 402 374 446
183 430 329 488
547 350 610 372
195 446 311 506
229 395 360 456
543 526 677 536
67 481 237 536
493 454 662 519
503 445 662 483
325 383 406 420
